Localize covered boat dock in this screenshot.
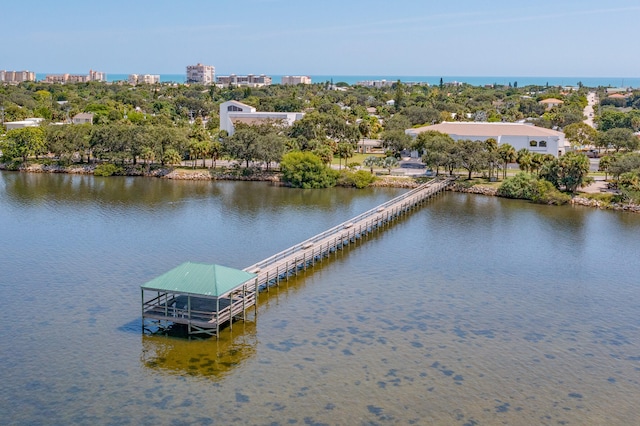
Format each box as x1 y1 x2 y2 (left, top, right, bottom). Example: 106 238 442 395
141 262 258 336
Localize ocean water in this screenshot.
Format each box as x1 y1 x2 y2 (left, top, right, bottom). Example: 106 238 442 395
34 73 639 88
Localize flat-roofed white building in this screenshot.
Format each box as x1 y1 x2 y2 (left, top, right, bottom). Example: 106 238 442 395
186 63 215 84
220 100 304 136
4 117 45 131
281 75 311 85
355 79 396 88
406 122 569 157
217 74 272 87
128 74 160 85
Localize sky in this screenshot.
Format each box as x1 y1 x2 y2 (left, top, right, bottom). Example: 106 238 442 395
2 0 639 77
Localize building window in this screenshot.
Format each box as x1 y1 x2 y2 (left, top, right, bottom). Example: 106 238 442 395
227 105 243 112
539 140 547 147
530 140 538 147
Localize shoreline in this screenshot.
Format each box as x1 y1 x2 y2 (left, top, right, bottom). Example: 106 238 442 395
2 162 638 213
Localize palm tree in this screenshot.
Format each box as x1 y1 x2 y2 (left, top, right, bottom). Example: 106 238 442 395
498 143 517 179
516 148 532 173
140 146 155 173
363 155 381 174
383 156 399 174
163 148 182 167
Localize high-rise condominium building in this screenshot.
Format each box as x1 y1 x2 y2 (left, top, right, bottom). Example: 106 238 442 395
186 63 215 85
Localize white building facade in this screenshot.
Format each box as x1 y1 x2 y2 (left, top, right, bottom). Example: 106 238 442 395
217 74 272 87
186 63 215 84
220 100 304 136
128 74 160 85
281 75 311 85
406 122 569 157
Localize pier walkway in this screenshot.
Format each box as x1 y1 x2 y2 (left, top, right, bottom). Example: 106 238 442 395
243 176 455 291
142 176 455 336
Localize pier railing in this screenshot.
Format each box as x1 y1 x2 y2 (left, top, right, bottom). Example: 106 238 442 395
244 176 455 288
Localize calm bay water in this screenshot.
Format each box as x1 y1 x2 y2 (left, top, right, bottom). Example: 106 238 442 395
1 171 639 425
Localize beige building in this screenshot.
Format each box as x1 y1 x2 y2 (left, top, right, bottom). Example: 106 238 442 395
406 122 569 157
45 69 106 84
281 75 311 85
72 113 94 125
538 98 564 110
0 70 36 83
186 63 215 84
128 74 160 85
217 74 272 87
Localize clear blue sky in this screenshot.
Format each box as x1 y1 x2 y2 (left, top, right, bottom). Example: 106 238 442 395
3 0 639 77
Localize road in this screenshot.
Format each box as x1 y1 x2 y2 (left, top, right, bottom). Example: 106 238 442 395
584 91 596 128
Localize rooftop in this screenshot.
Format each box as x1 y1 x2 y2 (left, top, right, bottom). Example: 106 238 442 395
141 262 257 298
407 122 564 138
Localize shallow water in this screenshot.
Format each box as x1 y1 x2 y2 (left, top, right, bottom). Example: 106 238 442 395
1 172 639 425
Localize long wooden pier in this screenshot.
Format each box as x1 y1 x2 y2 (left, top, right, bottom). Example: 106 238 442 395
142 176 455 336
243 176 455 290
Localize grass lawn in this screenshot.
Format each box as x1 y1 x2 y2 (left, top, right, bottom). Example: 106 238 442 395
331 153 385 166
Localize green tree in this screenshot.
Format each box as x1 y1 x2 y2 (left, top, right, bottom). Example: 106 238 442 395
393 80 404 112
224 125 261 167
598 155 613 180
416 131 455 176
454 139 486 180
563 122 597 148
280 151 339 188
2 127 46 161
599 128 639 152
381 130 411 156
557 152 591 193
162 148 182 166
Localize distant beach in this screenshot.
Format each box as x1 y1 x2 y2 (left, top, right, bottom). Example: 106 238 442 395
34 73 639 88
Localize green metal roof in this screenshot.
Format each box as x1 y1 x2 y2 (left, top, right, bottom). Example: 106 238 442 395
141 262 257 297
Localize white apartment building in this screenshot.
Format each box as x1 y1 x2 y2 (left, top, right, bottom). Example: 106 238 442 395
128 74 160 85
217 74 272 87
281 75 312 85
355 80 396 88
186 63 215 84
0 70 36 83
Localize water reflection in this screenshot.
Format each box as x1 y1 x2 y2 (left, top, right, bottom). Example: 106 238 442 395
141 321 257 379
0 171 223 208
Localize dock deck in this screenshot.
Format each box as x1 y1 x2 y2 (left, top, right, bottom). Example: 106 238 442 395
142 176 455 336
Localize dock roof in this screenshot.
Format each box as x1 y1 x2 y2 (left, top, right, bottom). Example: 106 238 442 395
141 262 257 297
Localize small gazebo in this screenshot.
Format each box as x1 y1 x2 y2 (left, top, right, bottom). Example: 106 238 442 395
141 262 258 336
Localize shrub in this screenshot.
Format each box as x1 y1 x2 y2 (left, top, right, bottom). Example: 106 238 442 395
338 170 377 188
498 172 570 204
94 163 123 177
